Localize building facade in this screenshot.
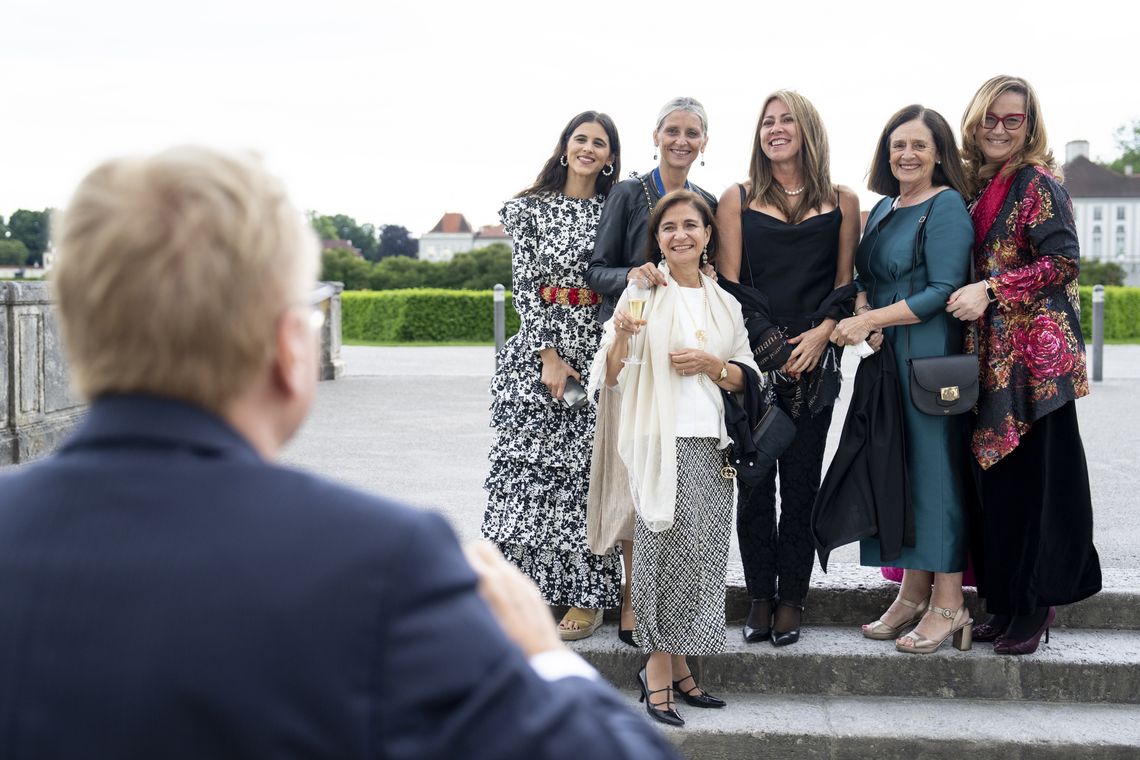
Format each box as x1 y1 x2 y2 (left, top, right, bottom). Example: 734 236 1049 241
419 213 514 262
1064 141 1140 285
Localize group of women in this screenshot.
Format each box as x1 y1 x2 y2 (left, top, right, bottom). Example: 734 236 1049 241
480 75 1102 728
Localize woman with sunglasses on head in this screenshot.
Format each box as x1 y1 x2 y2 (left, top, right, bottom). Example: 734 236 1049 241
945 75 1101 655
481 111 624 641
585 97 718 647
716 90 860 648
832 105 974 654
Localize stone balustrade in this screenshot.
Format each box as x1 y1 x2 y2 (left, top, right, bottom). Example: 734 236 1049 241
1 281 344 465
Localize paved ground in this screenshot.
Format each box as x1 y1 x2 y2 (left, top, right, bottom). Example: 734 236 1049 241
281 344 1140 579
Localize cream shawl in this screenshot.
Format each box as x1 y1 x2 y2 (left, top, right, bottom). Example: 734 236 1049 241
588 263 759 532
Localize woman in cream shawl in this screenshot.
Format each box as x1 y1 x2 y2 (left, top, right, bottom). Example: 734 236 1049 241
589 190 758 727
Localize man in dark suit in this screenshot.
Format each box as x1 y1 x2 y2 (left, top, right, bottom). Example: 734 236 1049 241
0 147 680 760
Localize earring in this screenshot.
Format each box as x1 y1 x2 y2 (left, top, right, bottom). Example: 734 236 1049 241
560 155 568 167
602 164 614 176
700 152 705 167
653 146 658 161
701 246 709 265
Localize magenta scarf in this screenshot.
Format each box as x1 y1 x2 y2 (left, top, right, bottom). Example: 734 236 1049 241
970 160 1016 248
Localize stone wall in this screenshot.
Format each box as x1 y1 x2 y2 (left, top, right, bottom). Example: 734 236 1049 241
0 282 86 464
1 281 344 465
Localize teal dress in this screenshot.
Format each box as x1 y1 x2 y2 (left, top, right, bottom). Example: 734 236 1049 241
856 190 973 573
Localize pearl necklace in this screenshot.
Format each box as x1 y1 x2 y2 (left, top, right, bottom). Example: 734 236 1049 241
674 278 710 384
780 184 805 196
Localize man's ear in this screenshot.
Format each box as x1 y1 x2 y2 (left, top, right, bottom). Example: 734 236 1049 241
272 309 308 398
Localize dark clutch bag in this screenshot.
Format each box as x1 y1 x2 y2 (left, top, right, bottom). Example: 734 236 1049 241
721 402 797 485
907 354 979 416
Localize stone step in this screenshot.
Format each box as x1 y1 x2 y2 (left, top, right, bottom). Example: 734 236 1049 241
618 692 1140 759
596 567 1140 630
570 624 1140 705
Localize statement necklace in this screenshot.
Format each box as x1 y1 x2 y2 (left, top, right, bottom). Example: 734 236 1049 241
674 278 710 384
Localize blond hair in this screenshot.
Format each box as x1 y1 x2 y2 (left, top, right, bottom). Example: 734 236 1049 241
747 90 836 224
53 146 319 413
961 75 1059 193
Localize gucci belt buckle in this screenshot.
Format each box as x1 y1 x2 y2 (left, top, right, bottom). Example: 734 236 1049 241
719 464 738 480
940 386 960 402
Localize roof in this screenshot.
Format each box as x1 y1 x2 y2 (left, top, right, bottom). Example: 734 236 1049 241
476 224 510 239
429 212 473 234
1062 156 1140 199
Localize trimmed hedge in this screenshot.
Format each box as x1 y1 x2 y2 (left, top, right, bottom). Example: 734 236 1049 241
1078 286 1140 341
342 289 520 342
342 286 1140 344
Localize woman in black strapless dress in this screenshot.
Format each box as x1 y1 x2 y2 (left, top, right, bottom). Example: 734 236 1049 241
716 89 860 647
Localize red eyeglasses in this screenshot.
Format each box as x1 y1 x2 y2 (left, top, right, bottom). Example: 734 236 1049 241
983 112 1026 130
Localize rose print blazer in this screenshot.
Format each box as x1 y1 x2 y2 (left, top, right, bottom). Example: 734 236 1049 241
967 165 1089 469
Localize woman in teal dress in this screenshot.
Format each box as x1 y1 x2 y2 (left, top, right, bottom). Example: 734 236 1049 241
831 105 974 654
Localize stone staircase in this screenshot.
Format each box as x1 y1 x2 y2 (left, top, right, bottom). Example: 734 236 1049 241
568 565 1140 758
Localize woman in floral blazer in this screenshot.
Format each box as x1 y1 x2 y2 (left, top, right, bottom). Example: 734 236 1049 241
947 75 1101 655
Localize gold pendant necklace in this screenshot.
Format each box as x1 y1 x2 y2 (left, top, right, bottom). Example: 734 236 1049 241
675 278 709 384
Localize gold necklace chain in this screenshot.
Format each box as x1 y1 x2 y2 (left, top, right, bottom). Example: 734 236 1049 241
674 277 709 384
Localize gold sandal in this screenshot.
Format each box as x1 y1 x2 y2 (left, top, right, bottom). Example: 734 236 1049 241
558 607 603 641
862 595 929 640
895 604 973 654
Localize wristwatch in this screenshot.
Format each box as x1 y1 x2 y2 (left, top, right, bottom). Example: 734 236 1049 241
984 281 998 303
716 363 729 382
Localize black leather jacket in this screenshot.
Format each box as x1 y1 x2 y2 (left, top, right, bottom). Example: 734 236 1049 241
585 172 718 323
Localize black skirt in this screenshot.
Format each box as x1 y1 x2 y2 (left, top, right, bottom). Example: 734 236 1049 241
970 402 1102 615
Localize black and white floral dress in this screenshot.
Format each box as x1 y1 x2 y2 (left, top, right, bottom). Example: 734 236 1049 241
481 192 622 609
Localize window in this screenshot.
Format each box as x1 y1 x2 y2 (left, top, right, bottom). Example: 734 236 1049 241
1094 207 1103 221
1116 226 1127 258
1117 206 1127 221
1092 227 1103 258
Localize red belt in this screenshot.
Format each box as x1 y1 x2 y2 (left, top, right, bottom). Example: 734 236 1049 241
539 285 601 307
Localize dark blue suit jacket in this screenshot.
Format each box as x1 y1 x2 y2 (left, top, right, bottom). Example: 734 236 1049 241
0 396 679 760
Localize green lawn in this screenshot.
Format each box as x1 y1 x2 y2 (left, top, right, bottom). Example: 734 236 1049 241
343 338 497 347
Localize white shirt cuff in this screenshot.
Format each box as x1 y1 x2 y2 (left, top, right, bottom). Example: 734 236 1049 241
528 649 599 682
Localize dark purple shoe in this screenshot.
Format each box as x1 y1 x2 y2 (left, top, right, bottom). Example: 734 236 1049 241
993 607 1056 655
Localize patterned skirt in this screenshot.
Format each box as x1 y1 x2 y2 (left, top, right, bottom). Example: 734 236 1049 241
482 389 621 610
633 437 732 655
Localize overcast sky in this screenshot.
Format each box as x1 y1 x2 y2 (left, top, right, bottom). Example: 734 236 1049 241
4 1 1137 238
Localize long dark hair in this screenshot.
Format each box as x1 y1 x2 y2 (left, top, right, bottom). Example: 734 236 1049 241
867 105 970 198
645 190 718 266
516 111 621 198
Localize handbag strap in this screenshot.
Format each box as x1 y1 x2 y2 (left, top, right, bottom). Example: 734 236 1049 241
904 192 978 359
738 183 759 289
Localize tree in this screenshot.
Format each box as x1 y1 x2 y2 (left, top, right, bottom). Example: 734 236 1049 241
0 214 7 239
1079 260 1126 287
308 211 338 241
436 244 513 290
320 248 373 290
1101 120 1140 174
0 239 29 266
368 255 435 290
326 214 379 262
378 225 418 259
7 209 52 266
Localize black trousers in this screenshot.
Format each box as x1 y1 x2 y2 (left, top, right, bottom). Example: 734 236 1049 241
971 402 1102 615
737 403 834 605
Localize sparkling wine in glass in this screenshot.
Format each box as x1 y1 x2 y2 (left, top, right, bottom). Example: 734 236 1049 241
622 278 651 365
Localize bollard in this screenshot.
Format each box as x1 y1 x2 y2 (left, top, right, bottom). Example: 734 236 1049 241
1092 284 1104 382
493 284 505 370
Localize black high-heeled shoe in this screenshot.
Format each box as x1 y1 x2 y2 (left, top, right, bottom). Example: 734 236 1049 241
993 607 1056 655
673 673 726 708
771 599 804 648
636 667 684 727
618 592 637 647
742 597 773 643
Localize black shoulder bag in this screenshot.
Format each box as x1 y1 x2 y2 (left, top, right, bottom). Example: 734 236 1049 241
903 199 979 416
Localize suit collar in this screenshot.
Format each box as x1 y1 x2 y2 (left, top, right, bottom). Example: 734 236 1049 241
61 394 262 462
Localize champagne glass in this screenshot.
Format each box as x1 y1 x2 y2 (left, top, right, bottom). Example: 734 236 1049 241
621 278 651 365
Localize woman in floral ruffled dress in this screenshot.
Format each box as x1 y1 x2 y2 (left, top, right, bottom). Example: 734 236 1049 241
481 111 624 640
947 76 1102 655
